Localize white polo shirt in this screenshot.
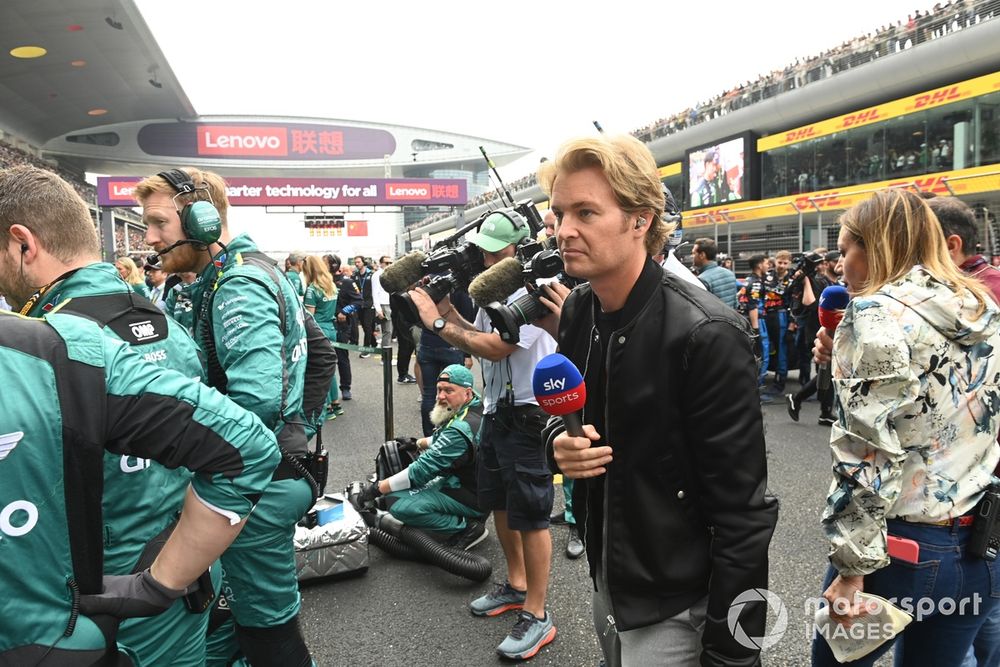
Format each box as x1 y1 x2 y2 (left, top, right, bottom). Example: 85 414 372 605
474 287 557 414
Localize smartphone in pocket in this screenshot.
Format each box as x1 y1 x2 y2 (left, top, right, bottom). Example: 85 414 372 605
887 535 920 564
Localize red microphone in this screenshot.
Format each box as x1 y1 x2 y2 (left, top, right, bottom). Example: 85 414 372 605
817 285 850 391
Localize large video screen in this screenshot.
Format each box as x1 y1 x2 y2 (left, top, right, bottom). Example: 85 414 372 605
685 133 756 210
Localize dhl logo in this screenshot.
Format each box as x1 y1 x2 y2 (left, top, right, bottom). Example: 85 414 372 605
913 86 962 109
842 109 881 128
784 127 816 143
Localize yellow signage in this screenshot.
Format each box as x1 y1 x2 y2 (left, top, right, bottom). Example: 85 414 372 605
757 71 1000 152
658 162 681 179
684 163 1000 227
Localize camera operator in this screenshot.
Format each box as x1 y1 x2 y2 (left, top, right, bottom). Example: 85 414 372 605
785 250 837 425
408 211 564 661
541 134 776 667
359 365 488 548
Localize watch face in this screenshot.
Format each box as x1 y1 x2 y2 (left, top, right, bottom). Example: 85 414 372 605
433 318 446 331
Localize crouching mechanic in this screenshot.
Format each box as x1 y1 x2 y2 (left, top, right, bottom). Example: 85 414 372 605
360 364 488 549
0 309 278 665
136 168 314 666
0 165 220 666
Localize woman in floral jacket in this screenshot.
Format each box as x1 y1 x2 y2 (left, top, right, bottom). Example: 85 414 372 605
813 189 1000 666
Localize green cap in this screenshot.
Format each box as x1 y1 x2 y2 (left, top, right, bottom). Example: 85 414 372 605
438 364 474 389
467 211 529 253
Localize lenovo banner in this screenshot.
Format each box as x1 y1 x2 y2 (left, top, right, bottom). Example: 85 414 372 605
137 122 396 161
97 177 467 207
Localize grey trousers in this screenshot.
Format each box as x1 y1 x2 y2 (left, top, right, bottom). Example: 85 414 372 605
593 582 708 667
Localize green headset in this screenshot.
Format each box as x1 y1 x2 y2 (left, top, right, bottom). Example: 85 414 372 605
157 169 223 245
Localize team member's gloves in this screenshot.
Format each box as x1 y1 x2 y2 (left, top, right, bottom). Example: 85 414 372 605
80 569 187 618
357 481 382 510
394 436 418 452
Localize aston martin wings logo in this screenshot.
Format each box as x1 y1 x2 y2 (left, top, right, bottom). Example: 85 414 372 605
0 432 24 461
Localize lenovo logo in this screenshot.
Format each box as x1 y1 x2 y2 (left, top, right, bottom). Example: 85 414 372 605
385 183 431 200
107 181 138 201
197 125 288 157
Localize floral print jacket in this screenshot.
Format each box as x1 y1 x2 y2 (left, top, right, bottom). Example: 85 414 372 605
824 266 1000 576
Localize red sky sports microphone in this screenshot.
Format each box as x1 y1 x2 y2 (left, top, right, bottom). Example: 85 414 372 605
817 284 850 391
532 353 586 437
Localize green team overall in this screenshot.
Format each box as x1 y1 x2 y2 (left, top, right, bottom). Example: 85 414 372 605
138 169 315 665
0 310 279 665
24 262 220 666
361 364 486 543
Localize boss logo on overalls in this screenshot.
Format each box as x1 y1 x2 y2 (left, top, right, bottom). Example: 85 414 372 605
129 320 159 342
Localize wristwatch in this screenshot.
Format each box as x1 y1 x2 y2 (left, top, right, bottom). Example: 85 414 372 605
432 317 446 332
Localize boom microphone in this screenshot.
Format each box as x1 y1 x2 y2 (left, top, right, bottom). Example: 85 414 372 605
532 353 587 437
378 251 427 293
817 285 850 391
468 257 525 307
150 239 203 262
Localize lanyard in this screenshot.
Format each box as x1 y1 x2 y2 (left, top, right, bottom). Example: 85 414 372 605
18 268 82 316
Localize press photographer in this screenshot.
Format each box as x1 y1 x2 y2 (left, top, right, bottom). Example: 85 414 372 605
786 249 838 425
405 207 568 661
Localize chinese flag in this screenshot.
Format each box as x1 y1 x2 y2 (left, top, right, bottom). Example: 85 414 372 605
347 220 368 237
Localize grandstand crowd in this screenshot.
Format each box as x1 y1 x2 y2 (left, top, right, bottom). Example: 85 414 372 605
417 0 1000 227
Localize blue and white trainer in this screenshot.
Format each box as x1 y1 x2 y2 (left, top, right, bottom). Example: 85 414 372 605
496 610 556 661
469 581 526 617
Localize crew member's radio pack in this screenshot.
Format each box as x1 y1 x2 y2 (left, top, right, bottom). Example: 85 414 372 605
294 493 369 582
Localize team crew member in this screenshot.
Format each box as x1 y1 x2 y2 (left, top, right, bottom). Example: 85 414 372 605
0 309 279 665
0 165 222 665
302 255 342 418
409 211 561 661
360 364 487 547
542 134 777 667
762 250 794 392
330 254 360 400
285 252 305 298
353 255 377 356
137 168 314 667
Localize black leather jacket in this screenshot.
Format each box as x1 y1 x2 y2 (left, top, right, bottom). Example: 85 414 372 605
545 258 778 667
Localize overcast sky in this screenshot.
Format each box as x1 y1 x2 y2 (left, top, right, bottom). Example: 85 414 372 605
135 0 929 180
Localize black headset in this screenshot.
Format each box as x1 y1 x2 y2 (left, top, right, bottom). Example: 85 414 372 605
157 169 223 245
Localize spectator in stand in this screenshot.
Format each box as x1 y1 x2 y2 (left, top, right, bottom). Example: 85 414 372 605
302 255 343 420
115 256 150 298
692 238 737 308
353 255 377 357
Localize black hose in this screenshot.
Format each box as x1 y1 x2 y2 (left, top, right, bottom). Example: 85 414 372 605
367 526 426 562
347 482 492 581
395 524 492 582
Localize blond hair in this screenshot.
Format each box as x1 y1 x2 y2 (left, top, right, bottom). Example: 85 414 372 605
538 134 672 255
0 166 100 261
775 250 792 261
133 168 229 226
115 256 144 286
839 188 991 317
302 255 335 298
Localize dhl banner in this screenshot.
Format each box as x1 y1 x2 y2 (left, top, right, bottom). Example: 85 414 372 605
757 70 1000 152
684 163 1000 227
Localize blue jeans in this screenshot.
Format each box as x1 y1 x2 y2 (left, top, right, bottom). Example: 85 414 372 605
962 601 1000 666
757 324 770 386
765 309 789 382
417 344 463 436
811 519 999 667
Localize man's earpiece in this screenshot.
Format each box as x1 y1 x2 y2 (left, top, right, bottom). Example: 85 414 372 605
20 243 28 254
634 218 646 230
